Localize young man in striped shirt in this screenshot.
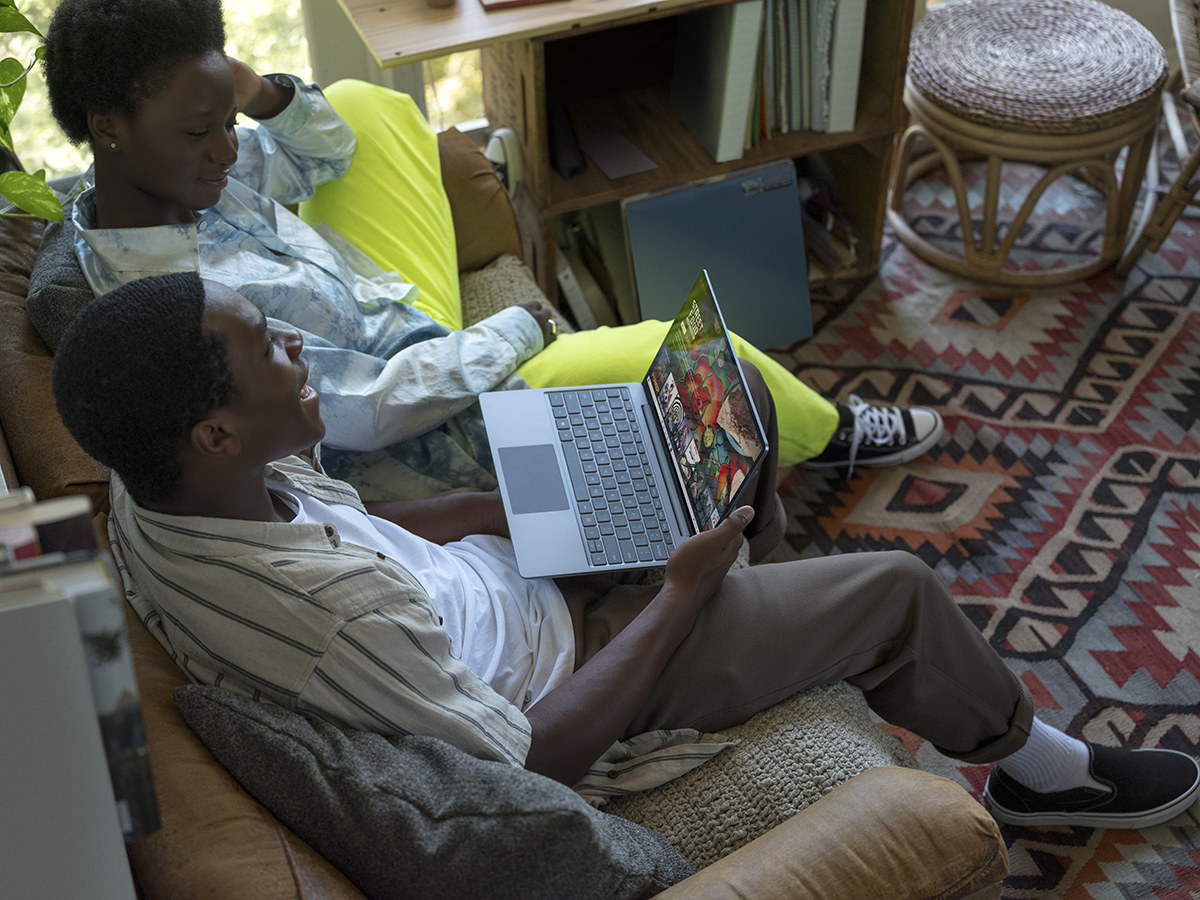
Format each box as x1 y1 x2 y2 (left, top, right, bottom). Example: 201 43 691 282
51 272 1200 829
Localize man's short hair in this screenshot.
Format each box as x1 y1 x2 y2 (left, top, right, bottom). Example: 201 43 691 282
53 272 238 505
44 0 227 146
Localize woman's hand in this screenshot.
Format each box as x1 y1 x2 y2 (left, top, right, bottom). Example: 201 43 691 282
519 300 558 346
228 57 294 120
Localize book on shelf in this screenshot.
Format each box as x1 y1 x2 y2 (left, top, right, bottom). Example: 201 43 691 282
825 0 867 132
741 0 865 138
477 0 558 11
797 152 859 274
808 0 836 132
0 493 160 848
0 491 96 564
556 240 620 331
669 0 766 163
574 203 642 327
790 0 807 131
768 0 787 133
800 206 857 275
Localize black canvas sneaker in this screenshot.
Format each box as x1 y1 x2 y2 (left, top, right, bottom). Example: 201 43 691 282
800 394 944 476
984 745 1200 829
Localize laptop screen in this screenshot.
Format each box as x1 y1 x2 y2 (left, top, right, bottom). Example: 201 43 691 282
644 271 768 531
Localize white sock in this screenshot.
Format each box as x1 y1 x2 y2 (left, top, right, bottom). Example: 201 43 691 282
994 717 1105 794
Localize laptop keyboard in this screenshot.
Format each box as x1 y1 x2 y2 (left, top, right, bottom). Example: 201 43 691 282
549 388 676 568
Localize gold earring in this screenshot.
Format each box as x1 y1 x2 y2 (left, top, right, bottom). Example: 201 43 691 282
109 142 117 150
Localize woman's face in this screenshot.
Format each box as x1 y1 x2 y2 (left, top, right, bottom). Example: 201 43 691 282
99 50 240 226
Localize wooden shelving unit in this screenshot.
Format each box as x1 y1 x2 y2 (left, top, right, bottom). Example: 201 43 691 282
337 0 915 303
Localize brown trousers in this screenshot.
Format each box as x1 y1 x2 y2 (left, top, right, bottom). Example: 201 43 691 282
560 549 1033 764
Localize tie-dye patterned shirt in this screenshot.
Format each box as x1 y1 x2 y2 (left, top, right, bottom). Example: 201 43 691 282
67 75 543 499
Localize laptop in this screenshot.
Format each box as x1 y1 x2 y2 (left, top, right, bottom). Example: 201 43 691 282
479 270 769 579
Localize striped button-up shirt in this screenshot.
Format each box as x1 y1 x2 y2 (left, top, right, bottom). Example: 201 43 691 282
111 454 534 765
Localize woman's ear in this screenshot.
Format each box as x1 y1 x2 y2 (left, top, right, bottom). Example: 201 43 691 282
87 112 122 152
190 417 240 458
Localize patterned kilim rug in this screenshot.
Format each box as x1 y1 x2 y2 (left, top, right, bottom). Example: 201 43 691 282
764 124 1200 897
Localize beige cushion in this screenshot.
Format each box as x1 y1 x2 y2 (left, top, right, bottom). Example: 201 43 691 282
460 252 571 333
606 682 915 868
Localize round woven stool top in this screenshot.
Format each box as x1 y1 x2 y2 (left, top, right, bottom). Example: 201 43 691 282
908 0 1167 134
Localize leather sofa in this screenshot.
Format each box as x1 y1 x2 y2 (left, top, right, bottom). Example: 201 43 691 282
0 128 1009 899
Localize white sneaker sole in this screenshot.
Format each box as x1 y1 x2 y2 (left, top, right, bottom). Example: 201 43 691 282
800 409 944 470
985 750 1200 830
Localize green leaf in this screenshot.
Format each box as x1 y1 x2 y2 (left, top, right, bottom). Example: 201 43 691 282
0 50 35 89
0 170 64 222
0 6 41 38
0 58 24 142
0 57 24 139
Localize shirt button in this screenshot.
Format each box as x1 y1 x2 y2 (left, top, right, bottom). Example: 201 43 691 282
376 552 386 560
324 525 335 538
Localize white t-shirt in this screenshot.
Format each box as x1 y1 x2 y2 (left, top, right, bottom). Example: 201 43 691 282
268 480 575 710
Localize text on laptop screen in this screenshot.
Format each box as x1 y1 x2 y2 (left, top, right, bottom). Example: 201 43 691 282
646 273 766 530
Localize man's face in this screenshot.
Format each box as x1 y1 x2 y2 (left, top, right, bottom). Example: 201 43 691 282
106 50 239 224
202 285 325 464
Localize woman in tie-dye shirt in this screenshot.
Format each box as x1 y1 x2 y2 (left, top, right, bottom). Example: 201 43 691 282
38 0 941 508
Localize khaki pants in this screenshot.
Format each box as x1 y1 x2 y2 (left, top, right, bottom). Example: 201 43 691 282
561 550 1033 763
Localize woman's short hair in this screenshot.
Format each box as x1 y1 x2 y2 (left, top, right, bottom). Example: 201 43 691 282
53 272 238 505
44 0 226 145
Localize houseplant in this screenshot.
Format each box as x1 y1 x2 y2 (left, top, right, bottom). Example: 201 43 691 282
1 0 62 221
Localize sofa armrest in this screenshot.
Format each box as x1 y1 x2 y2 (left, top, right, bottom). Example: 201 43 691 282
0 215 109 510
0 418 16 493
120 559 365 900
437 127 523 274
657 766 1008 900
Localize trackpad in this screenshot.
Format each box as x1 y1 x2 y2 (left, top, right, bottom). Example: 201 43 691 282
497 445 570 514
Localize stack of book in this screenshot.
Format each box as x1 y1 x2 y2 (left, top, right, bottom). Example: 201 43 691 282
669 0 868 164
1 489 157 899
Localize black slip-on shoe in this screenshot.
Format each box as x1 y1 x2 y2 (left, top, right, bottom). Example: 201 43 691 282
984 745 1200 829
800 394 943 477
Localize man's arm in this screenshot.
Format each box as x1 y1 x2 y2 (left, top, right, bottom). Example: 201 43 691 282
364 491 509 545
523 507 754 787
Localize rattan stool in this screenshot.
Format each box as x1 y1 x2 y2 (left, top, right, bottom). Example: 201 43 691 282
888 0 1167 285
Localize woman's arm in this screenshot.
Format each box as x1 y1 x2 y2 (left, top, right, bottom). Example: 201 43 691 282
364 491 509 544
231 58 295 120
523 507 753 786
225 60 356 204
305 305 545 453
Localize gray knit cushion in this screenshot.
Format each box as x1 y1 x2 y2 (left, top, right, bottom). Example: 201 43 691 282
25 216 92 353
174 685 694 900
605 681 917 868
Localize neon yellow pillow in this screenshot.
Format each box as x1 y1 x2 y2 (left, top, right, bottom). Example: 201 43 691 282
298 80 462 329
